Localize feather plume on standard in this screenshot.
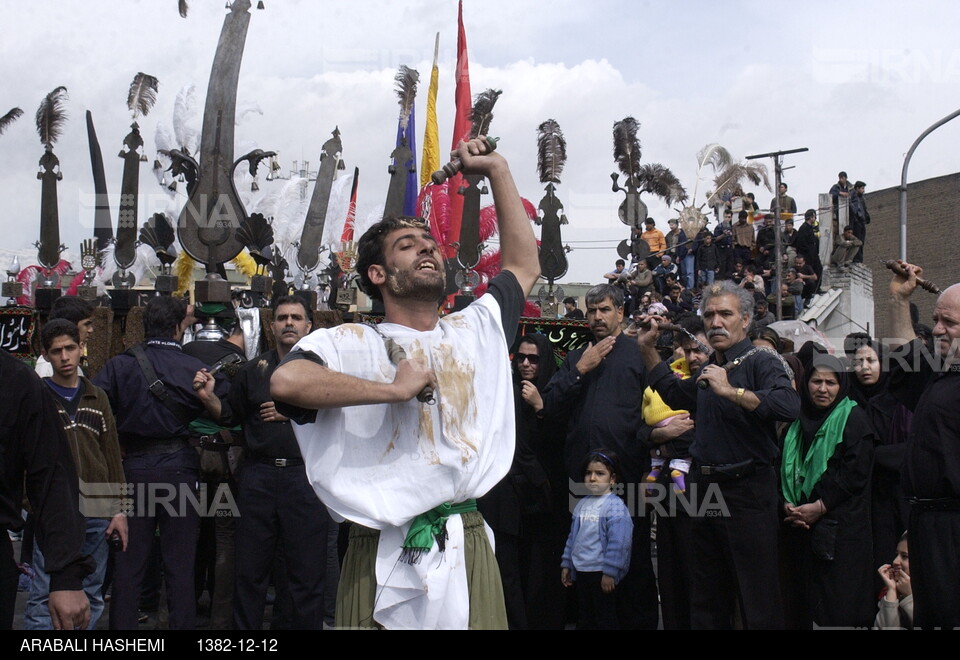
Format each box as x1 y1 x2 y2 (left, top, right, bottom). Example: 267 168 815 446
95 241 158 289
270 178 310 249
179 0 188 18
394 65 419 135
536 119 567 184
637 163 687 206
173 84 199 155
469 89 502 139
696 143 732 175
236 212 274 270
0 108 23 136
127 72 160 120
36 86 69 147
139 212 177 266
612 116 641 179
707 162 770 207
688 143 732 209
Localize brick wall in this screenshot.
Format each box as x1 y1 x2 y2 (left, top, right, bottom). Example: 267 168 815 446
865 172 960 340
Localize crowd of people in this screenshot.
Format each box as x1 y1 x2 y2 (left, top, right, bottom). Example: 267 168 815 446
604 176 871 327
2 144 954 630
497 260 954 630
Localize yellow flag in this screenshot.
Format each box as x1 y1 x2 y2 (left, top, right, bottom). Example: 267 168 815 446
420 32 440 188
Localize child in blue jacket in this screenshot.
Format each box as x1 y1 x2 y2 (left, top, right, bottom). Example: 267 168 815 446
561 448 633 630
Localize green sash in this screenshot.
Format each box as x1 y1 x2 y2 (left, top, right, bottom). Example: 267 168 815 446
401 500 478 564
781 398 856 503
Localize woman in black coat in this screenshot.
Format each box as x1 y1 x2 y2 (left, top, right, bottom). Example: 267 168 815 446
845 334 913 581
779 351 875 628
478 332 566 629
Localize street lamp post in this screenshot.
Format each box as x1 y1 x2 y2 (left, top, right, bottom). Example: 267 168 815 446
898 108 960 261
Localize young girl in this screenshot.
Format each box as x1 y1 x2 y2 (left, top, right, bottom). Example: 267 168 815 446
875 532 912 629
561 449 633 630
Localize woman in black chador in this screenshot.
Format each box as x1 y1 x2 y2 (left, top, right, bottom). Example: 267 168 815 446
479 333 567 629
845 333 913 585
779 350 875 628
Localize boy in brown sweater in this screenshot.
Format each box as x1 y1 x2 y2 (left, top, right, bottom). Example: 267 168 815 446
24 319 126 630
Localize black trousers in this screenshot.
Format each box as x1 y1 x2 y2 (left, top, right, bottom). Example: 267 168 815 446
716 247 734 280
575 572 618 630
519 512 568 629
655 507 694 630
110 447 200 630
616 513 659 630
233 461 330 630
686 464 783 629
492 531 527 629
909 507 960 629
851 221 866 262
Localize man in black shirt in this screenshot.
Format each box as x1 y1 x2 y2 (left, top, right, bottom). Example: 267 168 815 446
713 209 735 280
196 296 330 630
849 181 870 263
636 280 800 629
887 261 960 628
793 254 818 305
794 209 823 295
542 283 659 629
182 319 247 630
1 349 92 630
563 296 585 320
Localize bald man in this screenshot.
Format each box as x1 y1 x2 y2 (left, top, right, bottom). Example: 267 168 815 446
887 262 960 629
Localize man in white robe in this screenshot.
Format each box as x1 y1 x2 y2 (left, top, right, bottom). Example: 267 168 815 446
271 138 540 629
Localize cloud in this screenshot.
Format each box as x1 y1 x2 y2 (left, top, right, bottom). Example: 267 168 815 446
2 1 960 289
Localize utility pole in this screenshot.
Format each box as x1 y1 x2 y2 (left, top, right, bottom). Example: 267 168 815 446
746 147 808 321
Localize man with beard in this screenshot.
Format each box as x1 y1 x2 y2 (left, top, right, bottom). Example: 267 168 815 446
635 280 800 629
887 261 960 628
541 283 660 630
195 295 332 630
268 137 539 630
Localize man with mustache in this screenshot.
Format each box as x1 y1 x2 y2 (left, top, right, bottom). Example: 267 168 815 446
887 261 960 629
266 138 540 630
195 295 331 630
541 283 660 629
635 280 800 629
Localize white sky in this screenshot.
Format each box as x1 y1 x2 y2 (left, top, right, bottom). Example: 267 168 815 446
2 0 960 285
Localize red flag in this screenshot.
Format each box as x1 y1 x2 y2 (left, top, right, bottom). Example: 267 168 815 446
340 167 359 245
447 0 472 257
336 167 360 274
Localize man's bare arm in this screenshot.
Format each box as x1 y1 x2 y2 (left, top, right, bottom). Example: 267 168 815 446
888 259 919 349
458 138 540 296
270 357 434 409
